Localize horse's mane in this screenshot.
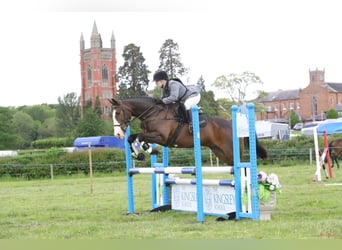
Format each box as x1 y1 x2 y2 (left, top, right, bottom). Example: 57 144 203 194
121 96 156 103
123 96 154 100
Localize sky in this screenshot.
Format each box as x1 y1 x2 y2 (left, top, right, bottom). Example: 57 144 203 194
1 0 342 106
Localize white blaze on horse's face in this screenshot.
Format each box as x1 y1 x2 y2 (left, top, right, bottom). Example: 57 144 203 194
113 109 125 139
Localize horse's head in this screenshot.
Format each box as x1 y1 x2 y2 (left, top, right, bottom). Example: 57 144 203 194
108 97 132 139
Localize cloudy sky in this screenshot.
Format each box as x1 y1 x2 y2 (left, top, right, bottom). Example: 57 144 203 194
1 0 342 106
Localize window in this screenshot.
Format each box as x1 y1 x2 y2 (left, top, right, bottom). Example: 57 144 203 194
85 92 91 101
87 65 92 87
102 64 109 87
102 91 112 99
103 105 110 114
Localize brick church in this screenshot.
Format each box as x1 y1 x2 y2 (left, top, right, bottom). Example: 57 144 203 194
257 68 342 122
79 22 117 120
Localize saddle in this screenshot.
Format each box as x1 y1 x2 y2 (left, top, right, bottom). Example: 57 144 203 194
175 104 208 128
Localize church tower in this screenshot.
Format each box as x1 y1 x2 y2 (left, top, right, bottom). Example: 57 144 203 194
80 21 117 120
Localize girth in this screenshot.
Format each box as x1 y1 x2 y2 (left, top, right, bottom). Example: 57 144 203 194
166 120 184 147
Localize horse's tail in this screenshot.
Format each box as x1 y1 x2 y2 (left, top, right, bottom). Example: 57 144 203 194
327 141 334 163
328 141 333 157
244 136 267 160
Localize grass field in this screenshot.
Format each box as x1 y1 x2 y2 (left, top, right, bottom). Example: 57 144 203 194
0 164 341 239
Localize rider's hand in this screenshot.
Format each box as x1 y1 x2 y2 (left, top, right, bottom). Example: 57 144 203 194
155 99 164 105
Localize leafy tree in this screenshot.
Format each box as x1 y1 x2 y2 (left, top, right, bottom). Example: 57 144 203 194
216 99 236 120
117 43 150 97
12 111 36 149
56 92 80 137
289 110 301 128
152 86 162 99
158 39 189 79
18 104 55 124
212 71 263 105
196 76 219 117
37 117 57 139
326 108 339 119
76 108 105 137
94 96 102 116
0 107 20 149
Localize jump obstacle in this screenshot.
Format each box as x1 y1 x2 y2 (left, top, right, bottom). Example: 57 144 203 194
313 129 333 181
125 104 260 222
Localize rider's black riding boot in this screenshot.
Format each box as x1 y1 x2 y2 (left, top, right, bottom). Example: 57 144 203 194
187 110 193 134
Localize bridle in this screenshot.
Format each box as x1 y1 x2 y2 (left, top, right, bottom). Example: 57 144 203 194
114 104 155 133
114 107 131 133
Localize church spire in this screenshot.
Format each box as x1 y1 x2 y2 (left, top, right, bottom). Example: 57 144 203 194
111 31 116 49
80 32 85 50
91 21 102 48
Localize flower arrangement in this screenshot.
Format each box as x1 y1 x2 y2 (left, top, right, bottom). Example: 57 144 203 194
257 171 282 204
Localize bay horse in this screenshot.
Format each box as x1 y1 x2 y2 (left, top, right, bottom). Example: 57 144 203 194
108 96 267 166
328 138 342 168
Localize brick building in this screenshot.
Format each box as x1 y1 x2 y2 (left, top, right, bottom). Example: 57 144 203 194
257 69 342 122
79 22 117 120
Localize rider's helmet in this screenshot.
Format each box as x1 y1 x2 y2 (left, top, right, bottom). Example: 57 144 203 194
153 70 168 82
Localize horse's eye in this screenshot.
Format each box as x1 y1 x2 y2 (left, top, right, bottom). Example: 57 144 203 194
115 111 120 115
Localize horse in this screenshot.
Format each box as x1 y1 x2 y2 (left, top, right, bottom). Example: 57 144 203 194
108 96 267 166
328 138 342 168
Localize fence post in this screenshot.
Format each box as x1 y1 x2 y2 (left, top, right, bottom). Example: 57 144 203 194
88 142 93 193
50 164 54 180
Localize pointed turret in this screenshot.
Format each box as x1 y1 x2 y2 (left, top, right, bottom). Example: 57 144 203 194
91 21 102 48
111 31 116 49
80 32 85 50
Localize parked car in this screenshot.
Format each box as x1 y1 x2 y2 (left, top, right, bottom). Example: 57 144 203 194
301 122 322 136
293 123 303 131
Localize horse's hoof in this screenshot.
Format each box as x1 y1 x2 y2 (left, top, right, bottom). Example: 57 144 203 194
137 153 145 161
151 148 159 155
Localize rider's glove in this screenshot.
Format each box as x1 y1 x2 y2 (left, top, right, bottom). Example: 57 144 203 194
155 99 164 105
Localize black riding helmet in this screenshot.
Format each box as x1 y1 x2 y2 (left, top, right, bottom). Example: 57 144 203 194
153 70 168 81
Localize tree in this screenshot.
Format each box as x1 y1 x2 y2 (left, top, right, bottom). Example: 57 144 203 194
326 108 339 119
196 76 219 117
216 99 236 120
0 107 20 149
56 92 80 137
37 117 57 139
18 104 55 124
76 108 105 137
94 96 102 116
158 39 189 79
117 43 150 97
212 71 263 105
289 110 301 129
12 111 36 149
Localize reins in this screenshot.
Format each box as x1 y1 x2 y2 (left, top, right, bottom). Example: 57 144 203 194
129 104 155 124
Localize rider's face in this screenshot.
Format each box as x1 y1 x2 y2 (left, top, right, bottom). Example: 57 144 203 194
155 80 165 88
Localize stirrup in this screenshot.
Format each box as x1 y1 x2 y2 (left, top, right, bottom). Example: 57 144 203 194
188 123 193 134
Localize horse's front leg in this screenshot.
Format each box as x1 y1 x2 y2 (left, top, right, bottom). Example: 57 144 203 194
134 132 164 159
127 134 145 161
127 133 160 161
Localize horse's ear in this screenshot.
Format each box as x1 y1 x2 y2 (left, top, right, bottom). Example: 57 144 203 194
108 97 121 107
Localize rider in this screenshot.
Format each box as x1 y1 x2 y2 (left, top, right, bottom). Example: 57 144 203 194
153 70 201 133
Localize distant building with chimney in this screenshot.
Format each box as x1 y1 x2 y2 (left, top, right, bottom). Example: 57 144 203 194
79 21 117 120
257 68 342 122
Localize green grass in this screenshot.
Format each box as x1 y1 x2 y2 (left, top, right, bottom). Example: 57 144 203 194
0 164 341 239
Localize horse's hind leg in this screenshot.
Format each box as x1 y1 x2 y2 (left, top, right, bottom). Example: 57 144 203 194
336 152 341 169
